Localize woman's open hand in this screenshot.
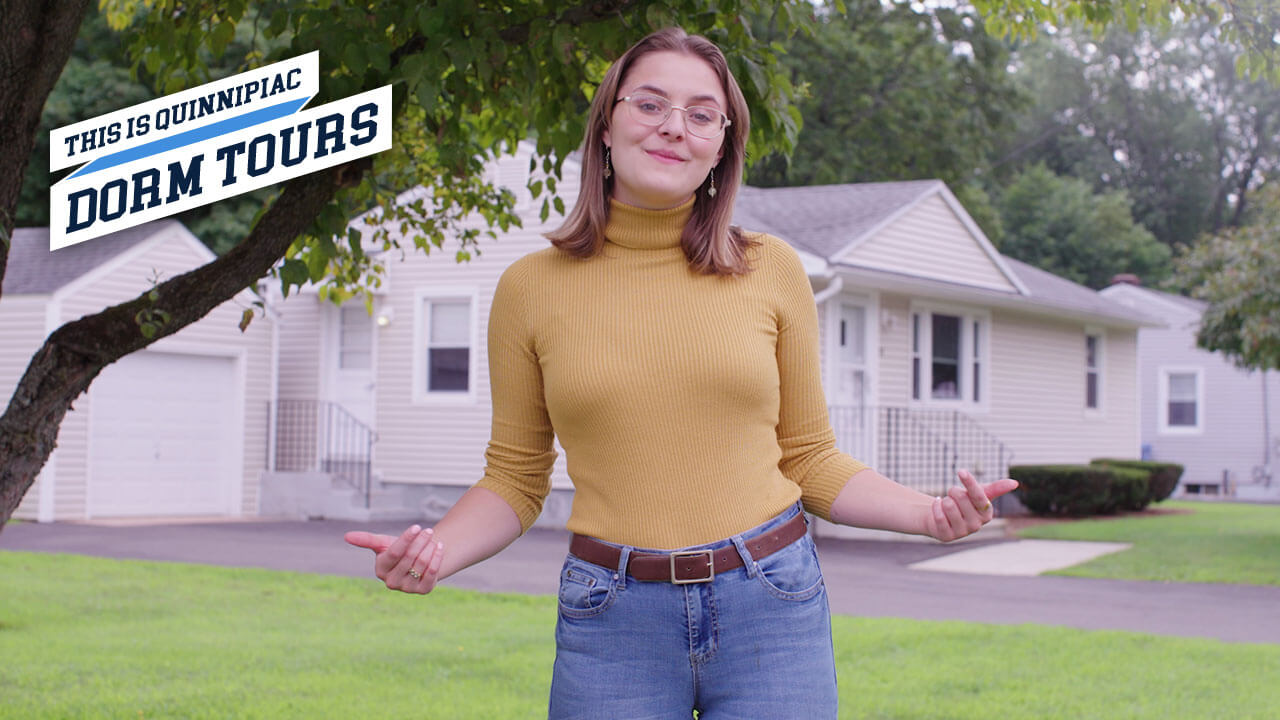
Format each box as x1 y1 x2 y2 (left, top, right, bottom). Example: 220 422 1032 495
345 525 446 594
924 470 1019 543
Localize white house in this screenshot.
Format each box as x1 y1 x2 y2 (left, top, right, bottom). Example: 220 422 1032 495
264 145 1159 528
1100 281 1280 500
2 221 274 522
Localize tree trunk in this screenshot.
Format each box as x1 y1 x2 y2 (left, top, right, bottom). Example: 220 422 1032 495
0 160 368 528
0 0 92 294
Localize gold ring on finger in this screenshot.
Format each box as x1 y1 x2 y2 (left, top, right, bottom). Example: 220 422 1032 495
408 567 422 580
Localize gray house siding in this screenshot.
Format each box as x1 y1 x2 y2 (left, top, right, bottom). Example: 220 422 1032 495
1102 283 1280 497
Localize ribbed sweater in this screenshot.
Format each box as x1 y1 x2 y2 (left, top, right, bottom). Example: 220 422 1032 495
475 197 867 549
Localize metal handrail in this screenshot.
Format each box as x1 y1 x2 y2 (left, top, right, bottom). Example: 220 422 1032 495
268 399 377 507
829 404 1012 496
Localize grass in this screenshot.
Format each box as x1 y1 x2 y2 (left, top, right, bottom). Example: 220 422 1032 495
3 551 1279 719
1014 500 1280 586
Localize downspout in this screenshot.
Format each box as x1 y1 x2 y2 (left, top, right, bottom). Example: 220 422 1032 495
265 287 282 480
1263 370 1272 485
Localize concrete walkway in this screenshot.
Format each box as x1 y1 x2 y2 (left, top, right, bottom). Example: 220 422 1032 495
907 539 1132 576
4 518 1278 645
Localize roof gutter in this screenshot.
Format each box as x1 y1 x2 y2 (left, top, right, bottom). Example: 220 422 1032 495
830 261 1163 329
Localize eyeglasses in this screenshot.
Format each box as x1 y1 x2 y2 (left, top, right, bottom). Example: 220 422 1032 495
615 93 731 139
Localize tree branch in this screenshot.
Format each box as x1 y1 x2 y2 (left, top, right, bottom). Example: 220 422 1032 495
0 0 93 297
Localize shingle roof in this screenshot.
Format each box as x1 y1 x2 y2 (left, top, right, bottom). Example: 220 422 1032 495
733 180 942 257
1100 282 1206 318
1147 287 1206 313
1001 257 1156 325
732 180 1157 327
4 221 172 295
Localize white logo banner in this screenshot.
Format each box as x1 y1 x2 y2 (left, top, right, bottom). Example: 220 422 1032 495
49 52 391 250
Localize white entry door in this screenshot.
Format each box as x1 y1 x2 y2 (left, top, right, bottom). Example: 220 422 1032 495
835 302 868 407
330 303 376 429
830 301 875 463
88 351 238 517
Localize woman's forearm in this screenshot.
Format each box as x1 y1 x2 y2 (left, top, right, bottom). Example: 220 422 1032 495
430 486 525 581
827 467 933 536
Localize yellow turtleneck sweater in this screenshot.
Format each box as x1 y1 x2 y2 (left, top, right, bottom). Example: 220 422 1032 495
475 198 867 549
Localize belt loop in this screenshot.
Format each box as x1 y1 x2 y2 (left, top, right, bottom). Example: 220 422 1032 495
615 545 632 590
730 535 756 579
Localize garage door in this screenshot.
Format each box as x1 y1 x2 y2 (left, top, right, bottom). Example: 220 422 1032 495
88 351 238 517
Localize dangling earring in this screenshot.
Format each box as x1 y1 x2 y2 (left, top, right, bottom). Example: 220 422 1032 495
707 168 717 198
603 147 612 180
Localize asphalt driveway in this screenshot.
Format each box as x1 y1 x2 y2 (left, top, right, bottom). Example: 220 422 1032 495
4 517 1279 644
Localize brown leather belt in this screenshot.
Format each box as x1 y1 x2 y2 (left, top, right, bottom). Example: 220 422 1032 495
568 512 808 584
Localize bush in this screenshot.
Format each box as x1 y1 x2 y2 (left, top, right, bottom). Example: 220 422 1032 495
1091 459 1184 504
1010 464 1150 517
1105 467 1152 513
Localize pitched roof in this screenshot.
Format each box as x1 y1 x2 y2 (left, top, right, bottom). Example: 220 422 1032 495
4 221 175 295
1100 282 1207 319
1001 257 1157 326
733 180 942 257
733 180 1157 327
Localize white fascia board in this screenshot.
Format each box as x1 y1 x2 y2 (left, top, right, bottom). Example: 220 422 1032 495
833 263 1163 329
933 184 1030 296
795 246 831 278
1100 283 1202 322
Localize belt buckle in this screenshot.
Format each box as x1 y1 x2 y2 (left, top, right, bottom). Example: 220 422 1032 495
670 549 714 584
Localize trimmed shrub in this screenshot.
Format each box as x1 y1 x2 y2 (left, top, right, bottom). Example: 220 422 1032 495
1011 464 1150 517
1091 459 1184 504
1106 467 1152 513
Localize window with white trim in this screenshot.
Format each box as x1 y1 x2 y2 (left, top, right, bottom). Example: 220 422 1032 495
1085 332 1101 410
911 308 988 406
911 313 922 401
971 319 982 405
931 313 961 399
419 294 476 394
1159 368 1202 433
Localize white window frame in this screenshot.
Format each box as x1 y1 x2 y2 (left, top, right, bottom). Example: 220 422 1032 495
909 303 990 411
412 286 479 405
1084 328 1104 415
1157 365 1204 435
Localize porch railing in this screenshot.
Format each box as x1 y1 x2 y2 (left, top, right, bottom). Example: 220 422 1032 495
829 405 1012 497
268 399 376 507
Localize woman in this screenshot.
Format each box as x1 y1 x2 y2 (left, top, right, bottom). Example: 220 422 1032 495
347 27 1017 718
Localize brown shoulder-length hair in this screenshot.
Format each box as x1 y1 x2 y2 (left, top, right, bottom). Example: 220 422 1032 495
546 27 755 276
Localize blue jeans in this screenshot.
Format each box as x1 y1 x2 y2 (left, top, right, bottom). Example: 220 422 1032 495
549 504 838 719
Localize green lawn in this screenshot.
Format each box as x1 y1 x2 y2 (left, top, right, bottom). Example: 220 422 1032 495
3 551 1279 719
1015 500 1280 586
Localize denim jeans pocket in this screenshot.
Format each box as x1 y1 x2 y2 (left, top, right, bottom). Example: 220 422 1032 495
753 534 825 602
557 554 620 619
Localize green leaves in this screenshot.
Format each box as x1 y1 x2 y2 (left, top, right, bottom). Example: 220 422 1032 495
747 0 1017 190
278 259 309 297
133 286 172 339
971 0 1280 83
89 0 820 310
1172 185 1280 371
210 19 237 58
996 164 1171 289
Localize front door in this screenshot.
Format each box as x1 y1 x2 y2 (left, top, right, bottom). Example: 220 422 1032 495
835 302 868 408
830 300 875 463
330 303 376 429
